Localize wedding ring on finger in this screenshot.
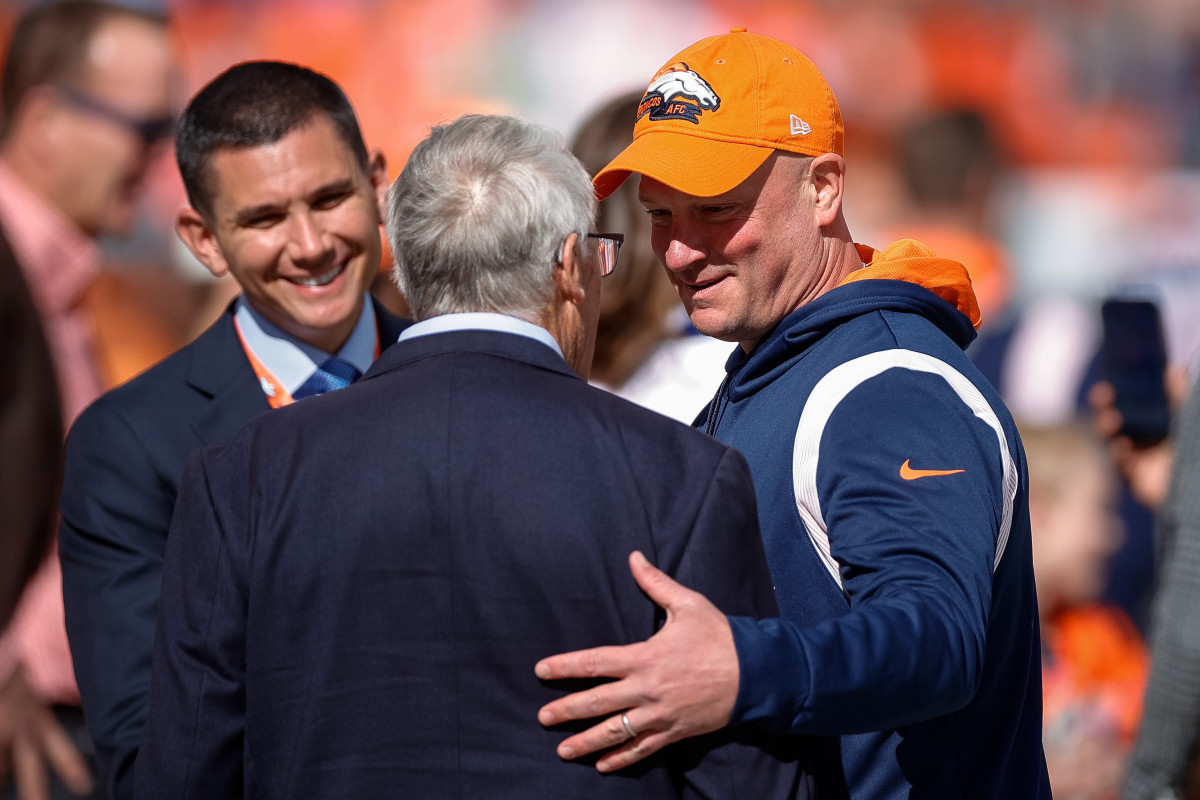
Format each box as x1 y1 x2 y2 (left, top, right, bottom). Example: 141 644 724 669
621 713 637 740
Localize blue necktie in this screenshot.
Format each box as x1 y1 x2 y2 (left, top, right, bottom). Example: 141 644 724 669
292 356 362 400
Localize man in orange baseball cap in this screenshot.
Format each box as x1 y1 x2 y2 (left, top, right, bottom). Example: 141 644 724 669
536 29 1050 799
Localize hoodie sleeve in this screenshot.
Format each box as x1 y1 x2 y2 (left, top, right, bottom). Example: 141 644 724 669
728 351 1014 734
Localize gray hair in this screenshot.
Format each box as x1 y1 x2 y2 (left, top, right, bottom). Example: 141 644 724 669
386 114 595 321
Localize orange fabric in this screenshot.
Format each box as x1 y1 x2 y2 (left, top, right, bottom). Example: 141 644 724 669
234 317 293 409
595 28 843 200
83 271 186 389
232 314 381 409
875 225 1009 321
839 238 982 330
1043 605 1149 745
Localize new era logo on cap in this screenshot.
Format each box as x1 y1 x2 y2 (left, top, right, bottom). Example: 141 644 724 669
790 114 811 136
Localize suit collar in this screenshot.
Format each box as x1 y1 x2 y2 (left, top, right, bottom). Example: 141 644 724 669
363 328 579 383
184 298 411 444
373 296 411 346
184 306 272 444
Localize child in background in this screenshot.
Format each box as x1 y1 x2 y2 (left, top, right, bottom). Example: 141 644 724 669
1026 422 1149 800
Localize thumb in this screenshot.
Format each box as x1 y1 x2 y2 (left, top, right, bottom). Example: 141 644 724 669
628 550 690 612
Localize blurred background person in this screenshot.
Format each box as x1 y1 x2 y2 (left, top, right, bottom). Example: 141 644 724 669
1092 366 1200 800
0 206 59 631
0 2 174 798
570 90 731 423
878 108 1013 386
1025 422 1148 800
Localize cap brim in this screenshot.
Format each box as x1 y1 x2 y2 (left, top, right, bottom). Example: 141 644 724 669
593 130 776 201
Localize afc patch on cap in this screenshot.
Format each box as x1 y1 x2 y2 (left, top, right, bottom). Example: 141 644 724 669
637 63 721 124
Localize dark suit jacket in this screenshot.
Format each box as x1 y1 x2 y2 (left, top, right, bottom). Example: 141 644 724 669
58 299 409 800
0 225 61 627
134 329 834 799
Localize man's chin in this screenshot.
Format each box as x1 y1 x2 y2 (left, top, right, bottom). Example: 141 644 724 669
686 310 733 341
286 296 367 350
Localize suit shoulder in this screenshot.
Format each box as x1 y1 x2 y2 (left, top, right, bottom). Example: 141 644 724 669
77 340 195 420
582 382 738 466
71 318 240 438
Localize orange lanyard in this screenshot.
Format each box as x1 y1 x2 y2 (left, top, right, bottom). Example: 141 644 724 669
233 316 381 409
234 317 293 408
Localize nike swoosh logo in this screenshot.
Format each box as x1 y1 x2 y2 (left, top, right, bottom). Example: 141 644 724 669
899 459 965 481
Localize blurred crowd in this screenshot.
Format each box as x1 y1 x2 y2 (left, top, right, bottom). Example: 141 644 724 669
3 0 1200 798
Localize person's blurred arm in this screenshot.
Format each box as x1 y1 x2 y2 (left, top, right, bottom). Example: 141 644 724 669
1088 366 1192 512
0 662 93 800
0 255 61 627
0 256 92 800
1122 376 1200 800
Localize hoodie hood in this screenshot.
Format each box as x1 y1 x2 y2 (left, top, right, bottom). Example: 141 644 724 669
725 239 980 402
843 239 981 329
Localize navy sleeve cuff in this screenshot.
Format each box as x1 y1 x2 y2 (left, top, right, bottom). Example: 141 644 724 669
728 614 813 732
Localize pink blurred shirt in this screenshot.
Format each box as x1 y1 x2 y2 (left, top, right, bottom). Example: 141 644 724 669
0 159 103 704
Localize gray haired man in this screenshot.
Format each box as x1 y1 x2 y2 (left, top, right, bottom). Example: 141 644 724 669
135 114 841 799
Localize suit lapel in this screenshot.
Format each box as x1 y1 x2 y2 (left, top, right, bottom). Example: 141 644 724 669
185 308 271 445
183 298 410 445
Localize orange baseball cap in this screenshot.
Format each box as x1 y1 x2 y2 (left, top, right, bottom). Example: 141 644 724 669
593 28 844 201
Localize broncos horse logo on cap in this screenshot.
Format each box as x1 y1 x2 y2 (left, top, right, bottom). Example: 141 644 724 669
637 63 720 124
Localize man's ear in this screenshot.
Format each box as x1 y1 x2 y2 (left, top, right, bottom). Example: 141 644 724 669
368 148 389 223
809 153 846 228
553 233 586 306
176 207 230 279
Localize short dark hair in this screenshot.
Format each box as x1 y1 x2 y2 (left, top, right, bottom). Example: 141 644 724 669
0 0 166 139
175 61 370 219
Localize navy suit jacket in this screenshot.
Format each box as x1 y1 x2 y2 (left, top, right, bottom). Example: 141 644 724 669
59 299 409 800
134 329 838 799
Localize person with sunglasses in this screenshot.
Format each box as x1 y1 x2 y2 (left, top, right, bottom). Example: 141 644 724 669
0 3 174 798
134 113 842 799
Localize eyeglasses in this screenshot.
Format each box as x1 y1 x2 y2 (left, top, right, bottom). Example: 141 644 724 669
53 83 175 146
587 232 623 277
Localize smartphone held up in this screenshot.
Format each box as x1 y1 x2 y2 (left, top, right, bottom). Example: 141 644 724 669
1099 297 1171 448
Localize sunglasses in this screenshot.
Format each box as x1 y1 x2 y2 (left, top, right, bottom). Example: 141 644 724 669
53 83 175 146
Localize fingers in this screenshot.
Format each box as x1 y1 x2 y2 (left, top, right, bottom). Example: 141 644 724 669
534 640 639 683
537 673 644 727
12 735 49 800
1088 381 1124 439
552 713 638 761
595 728 675 773
628 551 692 612
551 711 674 769
36 717 93 796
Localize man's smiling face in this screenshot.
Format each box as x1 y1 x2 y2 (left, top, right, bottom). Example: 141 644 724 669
195 114 387 353
639 151 827 352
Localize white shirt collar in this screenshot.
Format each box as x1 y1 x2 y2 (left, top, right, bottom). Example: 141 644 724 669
398 312 564 360
235 295 377 394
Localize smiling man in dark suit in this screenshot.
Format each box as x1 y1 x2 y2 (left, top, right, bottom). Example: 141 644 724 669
132 114 842 799
57 61 409 800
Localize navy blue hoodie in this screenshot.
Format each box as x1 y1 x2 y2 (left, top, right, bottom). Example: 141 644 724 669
709 240 1051 799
